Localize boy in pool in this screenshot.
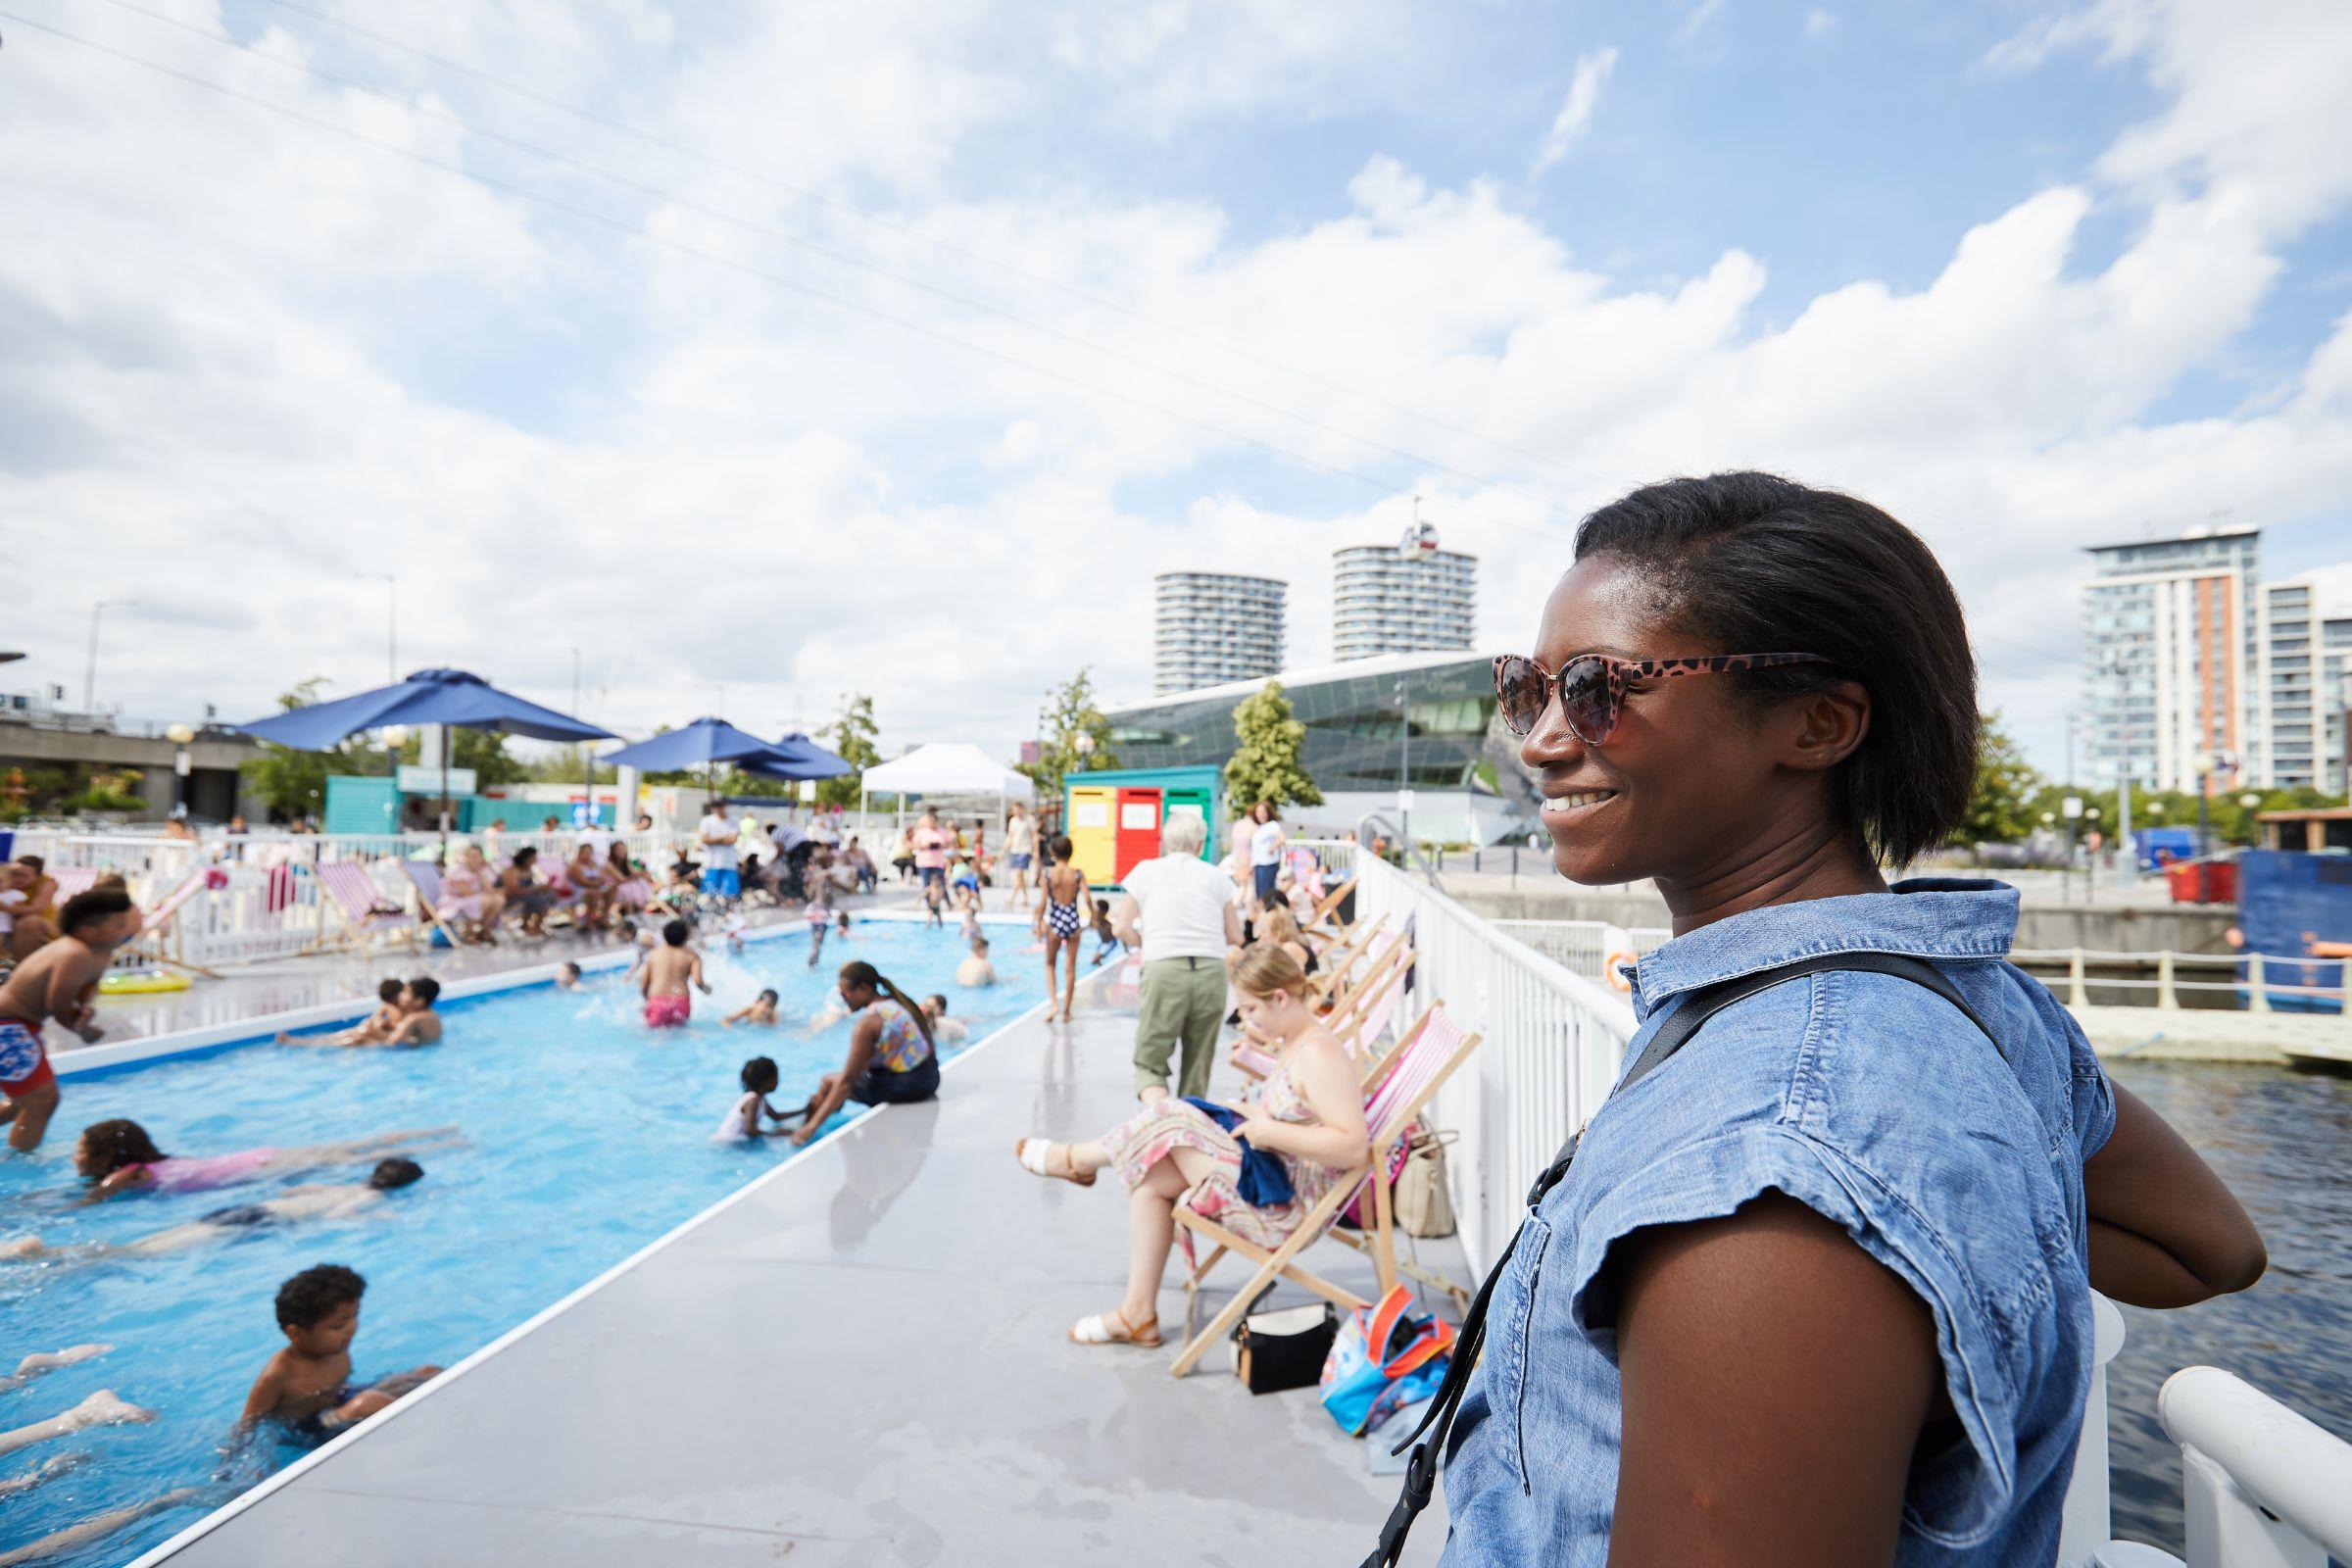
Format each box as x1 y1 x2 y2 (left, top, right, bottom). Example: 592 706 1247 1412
0 887 142 1152
1089 898 1121 966
277 978 404 1048
956 934 998 988
922 995 969 1045
711 1057 797 1142
285 978 441 1048
239 1264 441 1444
638 919 709 1028
921 877 946 928
5 1159 426 1262
722 989 779 1028
555 961 582 990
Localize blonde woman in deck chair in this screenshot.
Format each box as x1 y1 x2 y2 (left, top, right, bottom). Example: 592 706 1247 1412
1011 946 1366 1348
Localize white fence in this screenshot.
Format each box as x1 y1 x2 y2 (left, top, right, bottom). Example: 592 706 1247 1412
6 830 668 969
1491 917 1674 986
1348 850 1639 1271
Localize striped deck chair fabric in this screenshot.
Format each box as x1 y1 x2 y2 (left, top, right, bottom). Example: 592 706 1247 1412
312 862 416 951
1170 1004 1483 1375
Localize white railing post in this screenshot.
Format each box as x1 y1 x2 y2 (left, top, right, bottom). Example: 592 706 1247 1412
2071 948 2090 1007
2246 953 2270 1013
2161 1366 2352 1568
2156 951 2180 1010
2060 1294 2126 1565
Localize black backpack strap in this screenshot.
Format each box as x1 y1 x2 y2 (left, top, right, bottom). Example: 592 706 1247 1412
1360 949 1993 1567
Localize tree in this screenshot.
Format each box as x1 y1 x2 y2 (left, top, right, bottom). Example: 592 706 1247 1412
1224 681 1322 811
1017 668 1119 810
817 692 883 809
239 678 351 820
1959 711 2042 845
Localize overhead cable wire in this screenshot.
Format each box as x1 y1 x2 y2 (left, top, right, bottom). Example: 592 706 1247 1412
250 0 1607 487
84 0 1582 522
1 8 1580 540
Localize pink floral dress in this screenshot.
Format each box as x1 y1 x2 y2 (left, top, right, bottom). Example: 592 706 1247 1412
1098 1053 1348 1253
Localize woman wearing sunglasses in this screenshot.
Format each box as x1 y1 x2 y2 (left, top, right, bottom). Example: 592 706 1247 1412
1432 473 2264 1566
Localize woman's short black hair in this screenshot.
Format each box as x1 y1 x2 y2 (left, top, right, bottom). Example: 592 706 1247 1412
1574 471 1978 867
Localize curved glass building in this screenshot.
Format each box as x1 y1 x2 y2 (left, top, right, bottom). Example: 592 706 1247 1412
1102 650 1537 846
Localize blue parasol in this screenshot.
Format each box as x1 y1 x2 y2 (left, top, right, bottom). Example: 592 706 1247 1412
233 667 615 846
599 716 799 774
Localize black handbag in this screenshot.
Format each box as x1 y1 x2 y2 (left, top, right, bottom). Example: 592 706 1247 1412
1232 1299 1339 1395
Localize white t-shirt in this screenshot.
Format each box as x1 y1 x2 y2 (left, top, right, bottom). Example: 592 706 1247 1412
577 826 615 861
1250 820 1285 866
1004 815 1035 855
1122 854 1235 962
698 813 740 870
711 1091 764 1143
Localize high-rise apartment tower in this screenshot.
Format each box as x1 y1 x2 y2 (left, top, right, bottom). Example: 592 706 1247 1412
1152 572 1286 696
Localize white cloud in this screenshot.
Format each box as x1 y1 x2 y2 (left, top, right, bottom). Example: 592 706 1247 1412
1675 0 1728 47
1805 10 1838 37
3 0 2350 785
1529 47 1621 179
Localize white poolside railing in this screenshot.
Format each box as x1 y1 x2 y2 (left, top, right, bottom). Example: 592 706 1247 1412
5 830 672 969
1347 848 1639 1272
1490 917 1674 985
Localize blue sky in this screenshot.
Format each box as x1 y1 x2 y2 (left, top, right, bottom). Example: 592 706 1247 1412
5 0 2351 780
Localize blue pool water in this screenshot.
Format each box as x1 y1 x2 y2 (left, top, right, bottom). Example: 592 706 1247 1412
0 922 1041 1566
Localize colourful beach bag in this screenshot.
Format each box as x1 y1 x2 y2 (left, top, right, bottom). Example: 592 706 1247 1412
1318 1286 1455 1437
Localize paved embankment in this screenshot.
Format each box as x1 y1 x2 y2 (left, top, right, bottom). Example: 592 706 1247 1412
142 972 1459 1566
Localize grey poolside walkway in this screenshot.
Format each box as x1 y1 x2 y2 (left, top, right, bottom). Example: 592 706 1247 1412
153 971 1463 1565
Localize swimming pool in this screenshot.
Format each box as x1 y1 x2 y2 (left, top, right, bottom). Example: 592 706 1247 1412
0 921 1043 1567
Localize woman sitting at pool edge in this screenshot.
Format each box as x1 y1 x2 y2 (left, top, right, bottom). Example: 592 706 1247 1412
783 961 940 1146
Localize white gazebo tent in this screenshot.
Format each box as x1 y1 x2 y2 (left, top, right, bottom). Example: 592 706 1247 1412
858 743 1033 839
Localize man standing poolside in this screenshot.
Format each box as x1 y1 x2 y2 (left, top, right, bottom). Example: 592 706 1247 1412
1111 812 1241 1102
0 888 142 1152
698 800 742 901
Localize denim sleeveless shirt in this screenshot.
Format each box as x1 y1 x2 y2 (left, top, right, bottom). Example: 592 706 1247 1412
1440 880 2115 1566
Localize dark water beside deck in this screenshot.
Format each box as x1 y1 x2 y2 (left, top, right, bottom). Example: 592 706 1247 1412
2103 1058 2352 1553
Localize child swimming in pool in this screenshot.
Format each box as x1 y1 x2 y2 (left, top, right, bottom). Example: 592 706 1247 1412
310 979 404 1046
282 978 441 1049
555 961 582 990
710 1057 798 1142
238 1264 441 1444
638 919 709 1028
6 1159 425 1262
722 989 779 1028
71 1120 459 1203
922 995 969 1045
805 883 831 968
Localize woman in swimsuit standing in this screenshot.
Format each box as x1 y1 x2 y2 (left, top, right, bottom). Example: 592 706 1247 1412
1031 835 1090 1024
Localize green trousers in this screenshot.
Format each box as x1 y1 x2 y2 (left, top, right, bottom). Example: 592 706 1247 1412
1134 956 1227 1099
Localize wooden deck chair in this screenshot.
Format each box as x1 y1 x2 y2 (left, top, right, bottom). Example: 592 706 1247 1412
1303 874 1358 938
1231 952 1415 1084
400 861 471 950
304 862 421 955
1170 1003 1484 1376
1306 915 1383 1002
115 871 223 977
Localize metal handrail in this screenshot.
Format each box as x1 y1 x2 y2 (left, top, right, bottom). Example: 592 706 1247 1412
1354 809 1446 892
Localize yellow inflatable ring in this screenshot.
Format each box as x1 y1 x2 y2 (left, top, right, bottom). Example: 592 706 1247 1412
99 970 192 996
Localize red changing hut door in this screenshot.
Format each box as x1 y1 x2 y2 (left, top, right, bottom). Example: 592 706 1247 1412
1112 788 1164 883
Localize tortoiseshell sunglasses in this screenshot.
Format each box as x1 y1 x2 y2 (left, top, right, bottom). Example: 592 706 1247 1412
1492 652 1834 744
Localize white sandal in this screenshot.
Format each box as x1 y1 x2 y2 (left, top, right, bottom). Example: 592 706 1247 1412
1013 1139 1096 1187
1069 1308 1161 1348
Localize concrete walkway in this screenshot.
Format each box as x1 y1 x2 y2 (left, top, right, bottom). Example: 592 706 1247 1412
148 970 1463 1565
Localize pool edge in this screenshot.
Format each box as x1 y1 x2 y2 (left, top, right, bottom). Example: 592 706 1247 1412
117 943 1110 1568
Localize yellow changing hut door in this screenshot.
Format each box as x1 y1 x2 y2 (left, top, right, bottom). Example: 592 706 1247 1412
1067 785 1118 885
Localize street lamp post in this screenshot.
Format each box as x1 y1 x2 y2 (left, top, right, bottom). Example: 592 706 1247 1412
166 722 195 819
355 573 397 684
84 600 137 712
1395 671 1412 855
2237 791 2263 854
2193 752 2215 904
